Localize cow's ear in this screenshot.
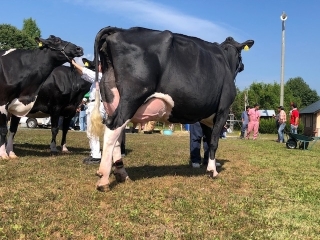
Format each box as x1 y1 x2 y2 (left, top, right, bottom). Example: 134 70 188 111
35 37 45 48
82 58 90 67
241 40 254 51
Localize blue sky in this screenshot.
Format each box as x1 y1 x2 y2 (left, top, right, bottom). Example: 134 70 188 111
1 0 320 94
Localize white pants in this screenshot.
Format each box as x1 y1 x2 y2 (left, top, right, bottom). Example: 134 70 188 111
86 101 106 159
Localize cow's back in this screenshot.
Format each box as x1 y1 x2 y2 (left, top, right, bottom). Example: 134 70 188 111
109 28 234 121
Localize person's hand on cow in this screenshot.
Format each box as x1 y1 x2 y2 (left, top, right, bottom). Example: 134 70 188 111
71 59 84 74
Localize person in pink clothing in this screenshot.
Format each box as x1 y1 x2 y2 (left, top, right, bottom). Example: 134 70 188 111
246 103 260 140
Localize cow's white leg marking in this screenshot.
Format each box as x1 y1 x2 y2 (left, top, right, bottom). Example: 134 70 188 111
8 98 37 117
0 105 7 115
0 105 9 159
61 144 69 152
0 144 9 160
96 121 129 191
6 131 17 158
206 158 219 178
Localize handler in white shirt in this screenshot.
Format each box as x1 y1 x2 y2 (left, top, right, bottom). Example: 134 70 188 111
71 59 106 164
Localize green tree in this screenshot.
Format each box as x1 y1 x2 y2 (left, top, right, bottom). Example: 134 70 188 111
231 87 246 119
22 18 41 39
0 18 41 50
285 77 319 108
246 82 281 110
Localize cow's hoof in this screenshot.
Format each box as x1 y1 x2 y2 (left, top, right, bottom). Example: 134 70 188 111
206 171 219 179
113 168 130 183
9 152 18 159
114 173 131 183
0 155 10 160
96 184 110 192
50 151 59 156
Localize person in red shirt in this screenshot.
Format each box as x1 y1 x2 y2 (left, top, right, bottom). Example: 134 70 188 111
246 103 260 140
290 102 299 134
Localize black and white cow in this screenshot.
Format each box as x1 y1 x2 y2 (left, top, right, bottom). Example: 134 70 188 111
0 35 83 159
6 58 93 157
90 27 254 191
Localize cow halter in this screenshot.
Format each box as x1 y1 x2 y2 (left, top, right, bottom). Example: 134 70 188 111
47 41 73 62
223 43 243 79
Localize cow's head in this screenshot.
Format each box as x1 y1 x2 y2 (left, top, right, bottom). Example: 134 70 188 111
82 58 95 70
220 37 254 77
82 58 102 72
35 35 84 60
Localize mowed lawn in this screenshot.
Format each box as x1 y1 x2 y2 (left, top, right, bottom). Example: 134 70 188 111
1 128 320 239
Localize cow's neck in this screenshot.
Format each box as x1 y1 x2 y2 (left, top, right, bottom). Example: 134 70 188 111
7 49 69 117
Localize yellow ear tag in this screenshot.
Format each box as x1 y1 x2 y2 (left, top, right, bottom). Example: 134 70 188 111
244 45 249 51
84 62 89 67
38 42 43 47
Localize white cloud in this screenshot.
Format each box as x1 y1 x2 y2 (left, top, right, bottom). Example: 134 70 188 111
70 0 239 42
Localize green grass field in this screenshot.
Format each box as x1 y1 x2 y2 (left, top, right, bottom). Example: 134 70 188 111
1 128 320 239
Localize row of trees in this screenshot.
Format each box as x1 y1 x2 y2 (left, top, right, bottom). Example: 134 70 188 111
231 77 320 119
0 18 41 50
1 19 319 121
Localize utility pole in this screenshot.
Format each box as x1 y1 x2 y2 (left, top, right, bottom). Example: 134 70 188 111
280 11 287 106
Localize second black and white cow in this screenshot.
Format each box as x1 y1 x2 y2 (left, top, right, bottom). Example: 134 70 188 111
91 27 254 191
6 58 93 157
0 35 83 159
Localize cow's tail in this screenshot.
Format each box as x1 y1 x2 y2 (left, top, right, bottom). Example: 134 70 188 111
90 27 123 137
89 86 105 138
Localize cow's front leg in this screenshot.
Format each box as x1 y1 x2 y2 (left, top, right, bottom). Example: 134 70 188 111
60 116 72 153
6 115 20 158
0 125 9 160
50 126 59 155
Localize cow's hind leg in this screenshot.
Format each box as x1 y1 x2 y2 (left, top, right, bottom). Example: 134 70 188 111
0 125 9 160
96 122 129 192
112 131 130 182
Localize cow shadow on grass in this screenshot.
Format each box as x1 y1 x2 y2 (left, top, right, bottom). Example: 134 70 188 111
124 159 230 181
12 143 90 158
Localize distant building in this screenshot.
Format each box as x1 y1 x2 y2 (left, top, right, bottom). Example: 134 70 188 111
299 100 320 137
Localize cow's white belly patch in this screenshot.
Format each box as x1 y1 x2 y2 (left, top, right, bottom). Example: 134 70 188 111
200 114 216 128
0 105 7 115
7 97 37 117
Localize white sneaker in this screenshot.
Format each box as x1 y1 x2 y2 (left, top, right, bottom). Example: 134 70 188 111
215 162 221 167
192 163 201 168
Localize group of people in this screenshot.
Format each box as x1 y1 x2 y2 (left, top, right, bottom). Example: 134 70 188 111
240 103 261 140
69 98 88 131
274 102 300 143
240 102 300 142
